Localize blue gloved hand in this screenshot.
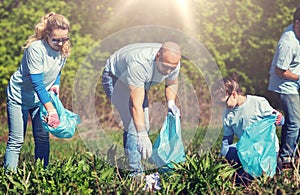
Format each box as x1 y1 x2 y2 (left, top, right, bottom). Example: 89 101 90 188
168 100 180 116
137 131 152 159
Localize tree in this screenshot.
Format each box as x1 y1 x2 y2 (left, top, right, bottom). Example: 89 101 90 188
0 0 95 120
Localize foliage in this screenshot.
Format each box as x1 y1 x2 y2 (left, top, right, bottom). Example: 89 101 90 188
1 0 300 121
1 0 300 193
0 0 66 101
1 143 300 194
0 0 95 117
63 0 115 40
0 127 299 194
1 0 300 124
0 149 240 194
161 153 238 194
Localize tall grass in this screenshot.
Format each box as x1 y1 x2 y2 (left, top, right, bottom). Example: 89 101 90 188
0 127 299 194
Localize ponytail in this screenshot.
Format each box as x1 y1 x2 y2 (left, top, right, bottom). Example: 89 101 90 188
23 12 71 57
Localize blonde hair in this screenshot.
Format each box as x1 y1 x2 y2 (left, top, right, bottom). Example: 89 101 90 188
23 12 71 57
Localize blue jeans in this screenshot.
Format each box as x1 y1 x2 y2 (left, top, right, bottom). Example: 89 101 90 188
4 99 49 171
102 70 149 173
224 145 253 185
274 93 300 161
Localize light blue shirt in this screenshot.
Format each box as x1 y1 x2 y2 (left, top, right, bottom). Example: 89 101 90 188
7 40 66 106
104 43 180 90
222 95 279 153
268 24 300 94
223 95 274 138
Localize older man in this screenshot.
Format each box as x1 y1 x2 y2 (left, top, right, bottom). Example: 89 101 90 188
102 42 181 175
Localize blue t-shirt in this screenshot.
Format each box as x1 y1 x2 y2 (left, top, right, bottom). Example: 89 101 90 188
7 40 66 106
223 95 274 137
268 24 300 94
222 95 279 152
104 43 180 90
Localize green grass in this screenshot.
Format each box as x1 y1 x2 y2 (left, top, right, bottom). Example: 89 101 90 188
0 125 300 194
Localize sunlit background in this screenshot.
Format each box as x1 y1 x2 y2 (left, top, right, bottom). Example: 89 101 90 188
100 0 197 37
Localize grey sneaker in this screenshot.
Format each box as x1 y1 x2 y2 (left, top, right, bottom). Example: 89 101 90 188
129 171 145 183
281 156 293 170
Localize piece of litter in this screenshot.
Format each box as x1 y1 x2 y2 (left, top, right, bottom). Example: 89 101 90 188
143 172 161 191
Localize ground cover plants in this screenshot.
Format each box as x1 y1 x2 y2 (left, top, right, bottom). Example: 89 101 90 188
0 126 300 194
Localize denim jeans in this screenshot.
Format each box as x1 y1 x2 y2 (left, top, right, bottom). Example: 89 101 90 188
274 93 300 161
4 99 49 171
225 145 253 185
102 70 149 173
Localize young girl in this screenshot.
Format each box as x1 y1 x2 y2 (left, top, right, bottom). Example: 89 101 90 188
212 77 284 184
4 12 71 170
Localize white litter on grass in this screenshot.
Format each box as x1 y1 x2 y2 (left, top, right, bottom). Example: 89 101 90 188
143 172 161 191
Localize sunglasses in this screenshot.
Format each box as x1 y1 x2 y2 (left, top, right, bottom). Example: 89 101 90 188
158 60 178 71
224 94 231 104
51 37 69 44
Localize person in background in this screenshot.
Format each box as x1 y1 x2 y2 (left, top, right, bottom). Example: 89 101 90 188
212 77 284 184
4 12 71 171
268 7 300 168
102 42 181 176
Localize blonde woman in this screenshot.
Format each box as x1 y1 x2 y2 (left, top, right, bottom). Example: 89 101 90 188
4 12 71 170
